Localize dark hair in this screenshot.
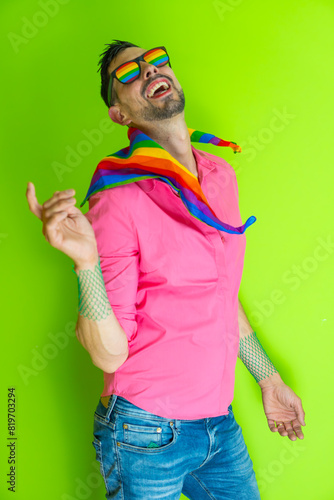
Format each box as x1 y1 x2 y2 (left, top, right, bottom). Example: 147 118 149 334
97 40 140 108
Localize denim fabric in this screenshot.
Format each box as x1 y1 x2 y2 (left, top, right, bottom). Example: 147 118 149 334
92 395 261 499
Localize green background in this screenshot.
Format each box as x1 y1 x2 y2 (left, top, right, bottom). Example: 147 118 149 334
1 0 333 498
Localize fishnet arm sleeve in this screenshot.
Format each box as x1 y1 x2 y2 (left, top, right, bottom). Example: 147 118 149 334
72 257 112 321
238 331 279 383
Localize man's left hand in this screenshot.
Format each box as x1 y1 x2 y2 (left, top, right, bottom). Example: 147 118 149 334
261 381 306 440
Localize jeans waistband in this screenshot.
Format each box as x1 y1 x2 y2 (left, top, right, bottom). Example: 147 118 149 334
102 394 178 420
100 394 183 426
100 394 233 424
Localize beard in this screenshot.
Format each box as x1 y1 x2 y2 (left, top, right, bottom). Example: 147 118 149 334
139 86 186 122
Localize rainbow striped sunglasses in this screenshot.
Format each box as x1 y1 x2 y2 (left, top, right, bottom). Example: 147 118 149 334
107 46 172 106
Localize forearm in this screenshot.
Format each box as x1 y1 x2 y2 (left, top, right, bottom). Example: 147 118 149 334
237 298 283 388
73 258 129 373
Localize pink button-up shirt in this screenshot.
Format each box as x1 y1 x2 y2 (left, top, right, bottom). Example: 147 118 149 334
84 145 247 419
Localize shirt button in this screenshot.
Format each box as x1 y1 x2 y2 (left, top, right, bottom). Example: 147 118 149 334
156 427 162 433
123 424 128 429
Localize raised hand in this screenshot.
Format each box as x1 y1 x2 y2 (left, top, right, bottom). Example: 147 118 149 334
26 182 98 268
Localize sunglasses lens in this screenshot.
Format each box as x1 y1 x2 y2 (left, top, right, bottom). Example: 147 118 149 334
116 61 140 83
144 48 169 67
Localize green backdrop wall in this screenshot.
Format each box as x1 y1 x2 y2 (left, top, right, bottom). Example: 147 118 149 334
1 0 333 498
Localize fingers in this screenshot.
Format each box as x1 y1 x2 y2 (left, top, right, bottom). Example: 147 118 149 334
277 419 304 441
42 188 75 210
291 418 305 440
267 419 278 433
278 421 295 440
41 189 81 249
43 211 68 246
42 195 77 220
275 422 288 437
296 399 306 426
26 184 77 222
26 182 43 220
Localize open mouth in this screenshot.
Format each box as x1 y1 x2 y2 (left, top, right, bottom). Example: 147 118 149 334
146 81 172 99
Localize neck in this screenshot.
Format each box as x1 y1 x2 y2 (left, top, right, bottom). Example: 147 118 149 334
130 116 198 178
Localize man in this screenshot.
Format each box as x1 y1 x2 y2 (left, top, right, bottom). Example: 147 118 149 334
26 40 306 499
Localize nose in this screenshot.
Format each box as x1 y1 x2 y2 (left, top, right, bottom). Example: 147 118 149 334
140 61 159 80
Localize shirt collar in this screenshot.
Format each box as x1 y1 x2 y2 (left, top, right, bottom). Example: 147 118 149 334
191 145 217 183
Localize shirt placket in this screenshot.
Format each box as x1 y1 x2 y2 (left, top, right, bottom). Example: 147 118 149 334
167 177 231 298
200 172 231 297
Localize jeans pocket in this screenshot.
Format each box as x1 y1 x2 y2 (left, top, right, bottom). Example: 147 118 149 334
92 430 114 492
92 437 101 458
92 436 105 476
115 413 178 454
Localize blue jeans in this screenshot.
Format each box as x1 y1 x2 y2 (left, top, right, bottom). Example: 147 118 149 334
92 394 261 499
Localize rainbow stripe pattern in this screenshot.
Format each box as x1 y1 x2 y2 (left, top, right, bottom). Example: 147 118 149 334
143 47 169 67
116 62 140 83
116 48 169 83
80 127 256 235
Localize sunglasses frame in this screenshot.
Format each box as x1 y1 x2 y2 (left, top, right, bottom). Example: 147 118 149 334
107 45 172 107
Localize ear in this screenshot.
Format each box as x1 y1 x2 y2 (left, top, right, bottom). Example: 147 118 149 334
108 106 132 126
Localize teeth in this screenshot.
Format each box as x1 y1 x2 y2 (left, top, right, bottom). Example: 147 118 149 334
147 81 169 98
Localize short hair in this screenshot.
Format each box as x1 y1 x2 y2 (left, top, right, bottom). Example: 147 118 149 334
97 40 140 108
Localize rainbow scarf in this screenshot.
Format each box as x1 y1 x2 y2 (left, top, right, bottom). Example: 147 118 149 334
80 127 256 235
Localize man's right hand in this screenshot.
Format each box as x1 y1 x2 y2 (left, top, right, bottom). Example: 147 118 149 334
26 182 99 268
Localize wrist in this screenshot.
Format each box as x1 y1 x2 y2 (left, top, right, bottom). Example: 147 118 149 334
73 255 100 273
258 371 284 389
71 255 112 321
